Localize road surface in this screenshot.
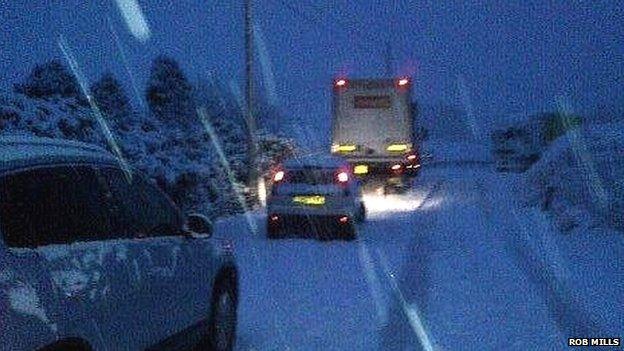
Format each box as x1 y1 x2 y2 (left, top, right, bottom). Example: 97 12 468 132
214 164 576 350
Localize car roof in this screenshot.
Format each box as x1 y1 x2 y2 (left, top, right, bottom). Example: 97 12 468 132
282 154 348 169
0 135 120 173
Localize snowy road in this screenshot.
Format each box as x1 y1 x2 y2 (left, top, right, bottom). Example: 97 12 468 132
215 164 577 350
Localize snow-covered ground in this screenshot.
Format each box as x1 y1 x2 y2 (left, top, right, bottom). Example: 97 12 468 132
212 158 622 350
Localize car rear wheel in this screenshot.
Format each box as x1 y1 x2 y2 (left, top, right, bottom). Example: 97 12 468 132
336 219 356 241
267 215 282 239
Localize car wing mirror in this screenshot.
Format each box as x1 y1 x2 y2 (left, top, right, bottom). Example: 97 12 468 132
185 213 213 237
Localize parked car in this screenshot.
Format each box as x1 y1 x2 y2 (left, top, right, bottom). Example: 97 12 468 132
0 136 238 351
266 155 366 240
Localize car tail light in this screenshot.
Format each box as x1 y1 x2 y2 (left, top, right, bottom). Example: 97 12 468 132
339 216 349 224
407 154 417 161
334 78 347 88
273 170 285 182
270 214 279 221
391 164 402 171
337 171 349 183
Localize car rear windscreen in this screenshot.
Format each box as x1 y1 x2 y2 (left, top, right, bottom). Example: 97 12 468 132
286 168 336 185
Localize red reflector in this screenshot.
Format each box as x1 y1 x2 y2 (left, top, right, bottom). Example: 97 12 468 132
273 171 284 182
339 216 349 223
337 171 349 183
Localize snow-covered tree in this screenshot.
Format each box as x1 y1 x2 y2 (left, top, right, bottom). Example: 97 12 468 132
3 59 298 220
14 60 81 100
195 77 248 178
146 56 194 128
91 73 131 121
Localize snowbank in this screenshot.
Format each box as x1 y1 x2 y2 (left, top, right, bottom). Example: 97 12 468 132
421 139 492 165
522 123 624 232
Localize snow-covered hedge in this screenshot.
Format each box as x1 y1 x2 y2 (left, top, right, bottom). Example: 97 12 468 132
522 123 624 232
1 58 297 220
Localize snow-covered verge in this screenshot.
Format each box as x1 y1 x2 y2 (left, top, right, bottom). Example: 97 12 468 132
490 112 582 172
513 123 624 336
522 123 624 232
421 139 492 165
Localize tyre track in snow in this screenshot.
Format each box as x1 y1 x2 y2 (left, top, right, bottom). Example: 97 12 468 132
367 166 567 350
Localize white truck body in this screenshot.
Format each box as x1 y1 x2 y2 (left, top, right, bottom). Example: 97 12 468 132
331 78 414 167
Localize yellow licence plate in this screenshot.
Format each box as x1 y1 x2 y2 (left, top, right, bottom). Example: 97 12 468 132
292 195 326 206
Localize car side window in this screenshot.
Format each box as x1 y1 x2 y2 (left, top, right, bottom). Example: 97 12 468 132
97 167 183 238
0 165 113 248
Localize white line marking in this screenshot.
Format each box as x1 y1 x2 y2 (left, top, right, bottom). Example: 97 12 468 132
375 248 435 351
357 241 388 325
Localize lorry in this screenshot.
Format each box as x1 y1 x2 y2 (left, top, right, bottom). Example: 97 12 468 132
330 77 419 193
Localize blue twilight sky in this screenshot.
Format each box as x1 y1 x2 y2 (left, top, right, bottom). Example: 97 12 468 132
1 1 622 147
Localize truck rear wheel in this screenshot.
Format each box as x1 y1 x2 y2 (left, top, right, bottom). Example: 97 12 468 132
356 203 366 223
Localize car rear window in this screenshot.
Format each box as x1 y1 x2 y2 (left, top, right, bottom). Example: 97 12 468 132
97 167 183 237
286 168 336 185
0 165 112 248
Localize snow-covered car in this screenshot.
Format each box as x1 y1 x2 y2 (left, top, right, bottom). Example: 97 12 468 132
266 155 366 240
0 136 238 351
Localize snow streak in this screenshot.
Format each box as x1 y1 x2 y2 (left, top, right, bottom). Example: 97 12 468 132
556 96 608 210
114 0 151 42
197 107 257 235
108 17 146 110
58 35 132 181
254 23 278 106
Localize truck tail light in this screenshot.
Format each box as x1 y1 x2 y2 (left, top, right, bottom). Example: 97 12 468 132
332 144 357 153
387 143 410 152
353 164 369 175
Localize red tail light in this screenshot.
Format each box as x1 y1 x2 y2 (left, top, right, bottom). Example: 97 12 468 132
337 171 349 183
407 154 417 161
273 170 285 182
335 79 347 87
396 77 411 89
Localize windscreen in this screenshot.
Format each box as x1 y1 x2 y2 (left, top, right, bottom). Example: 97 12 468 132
286 168 336 185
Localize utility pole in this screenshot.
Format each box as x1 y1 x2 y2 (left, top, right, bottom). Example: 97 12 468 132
245 0 258 203
385 40 393 76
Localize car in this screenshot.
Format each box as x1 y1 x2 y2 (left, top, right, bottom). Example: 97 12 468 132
266 155 366 240
0 136 238 351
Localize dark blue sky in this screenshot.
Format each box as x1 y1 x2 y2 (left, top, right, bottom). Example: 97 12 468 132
1 1 622 146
